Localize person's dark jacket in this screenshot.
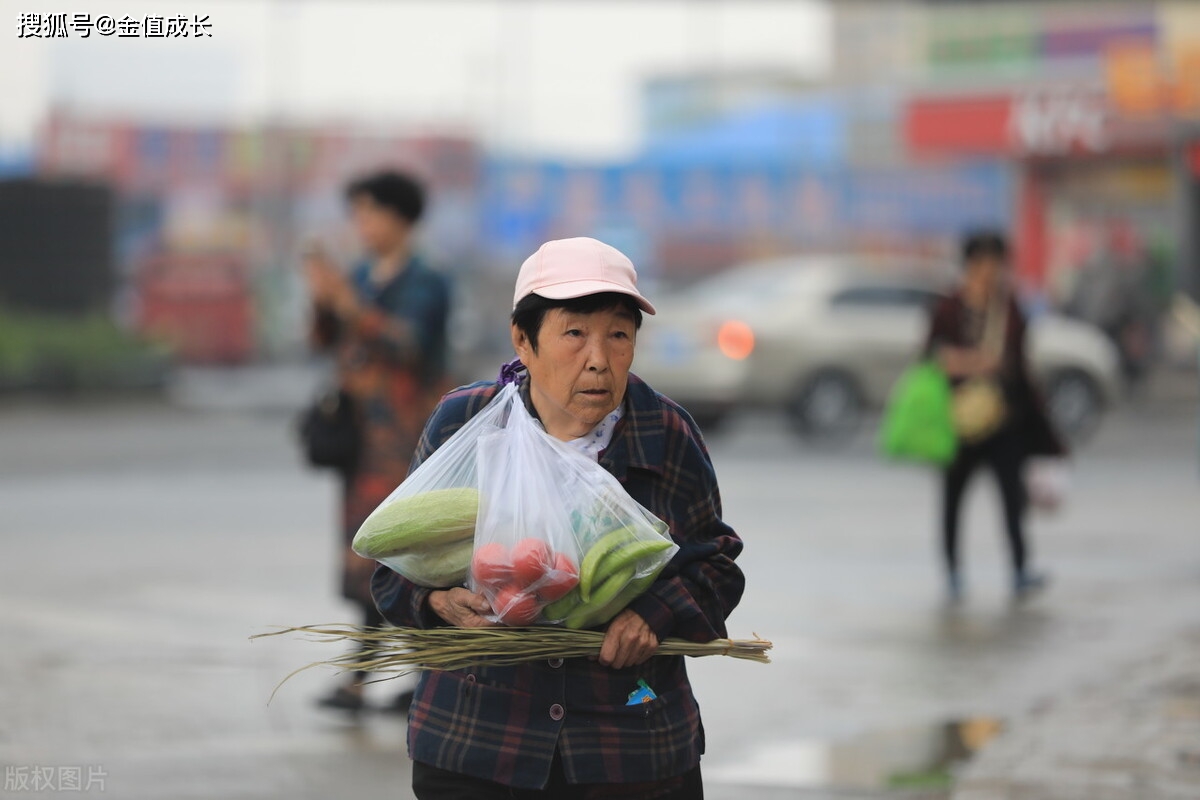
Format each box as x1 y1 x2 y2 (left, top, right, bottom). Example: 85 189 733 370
925 291 1066 458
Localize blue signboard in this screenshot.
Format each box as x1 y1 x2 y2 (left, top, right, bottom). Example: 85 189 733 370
479 158 1012 260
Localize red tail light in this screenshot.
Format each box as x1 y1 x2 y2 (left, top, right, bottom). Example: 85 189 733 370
716 320 755 360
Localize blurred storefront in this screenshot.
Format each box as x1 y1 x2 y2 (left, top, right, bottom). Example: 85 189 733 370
863 0 1200 386
1183 133 1200 300
835 1 1200 311
483 3 1200 290
904 83 1175 300
36 111 481 363
895 1 1200 312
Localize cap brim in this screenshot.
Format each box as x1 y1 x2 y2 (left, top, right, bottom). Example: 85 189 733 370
525 279 656 315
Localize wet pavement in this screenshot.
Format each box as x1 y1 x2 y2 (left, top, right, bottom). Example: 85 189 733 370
1 375 1198 798
952 629 1200 800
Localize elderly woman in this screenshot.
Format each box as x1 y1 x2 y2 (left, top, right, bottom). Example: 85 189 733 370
372 237 745 798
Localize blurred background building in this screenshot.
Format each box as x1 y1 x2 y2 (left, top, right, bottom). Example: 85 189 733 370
1 0 1197 385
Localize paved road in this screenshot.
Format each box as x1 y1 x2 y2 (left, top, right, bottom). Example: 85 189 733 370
953 626 1200 800
0 394 1197 799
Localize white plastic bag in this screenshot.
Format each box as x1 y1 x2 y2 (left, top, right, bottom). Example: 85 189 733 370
470 388 677 628
1026 458 1071 514
350 384 517 588
353 382 678 628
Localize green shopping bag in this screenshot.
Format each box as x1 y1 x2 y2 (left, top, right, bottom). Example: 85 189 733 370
879 361 957 466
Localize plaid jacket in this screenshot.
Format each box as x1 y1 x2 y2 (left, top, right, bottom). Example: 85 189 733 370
371 373 745 789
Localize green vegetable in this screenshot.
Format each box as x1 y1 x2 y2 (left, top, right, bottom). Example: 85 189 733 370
385 539 473 589
591 565 634 607
564 571 653 630
352 488 480 559
542 587 583 621
595 538 673 580
580 527 675 602
578 528 638 601
565 565 634 629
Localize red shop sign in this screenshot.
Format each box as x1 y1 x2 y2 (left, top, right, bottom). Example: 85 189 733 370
906 88 1111 157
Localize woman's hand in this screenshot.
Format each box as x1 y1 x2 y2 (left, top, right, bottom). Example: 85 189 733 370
598 609 659 670
304 253 359 317
327 274 360 320
303 249 336 302
429 588 497 628
939 346 1000 379
974 350 1002 376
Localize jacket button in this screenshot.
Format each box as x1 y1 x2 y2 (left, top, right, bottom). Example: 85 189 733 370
547 658 564 669
549 703 564 721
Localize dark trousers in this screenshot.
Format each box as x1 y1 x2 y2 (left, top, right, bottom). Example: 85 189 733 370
412 757 703 800
942 429 1028 578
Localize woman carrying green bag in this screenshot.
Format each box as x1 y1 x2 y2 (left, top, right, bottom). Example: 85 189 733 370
882 232 1065 603
924 232 1066 604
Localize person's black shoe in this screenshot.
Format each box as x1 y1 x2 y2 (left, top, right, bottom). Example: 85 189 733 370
1014 571 1049 602
317 685 366 712
382 689 414 716
946 571 964 606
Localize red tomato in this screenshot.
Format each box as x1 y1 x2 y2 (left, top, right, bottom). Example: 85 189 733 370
537 552 580 602
471 542 511 588
510 538 552 588
493 586 540 626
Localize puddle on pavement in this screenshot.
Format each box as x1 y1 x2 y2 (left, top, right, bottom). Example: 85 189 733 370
710 718 1003 792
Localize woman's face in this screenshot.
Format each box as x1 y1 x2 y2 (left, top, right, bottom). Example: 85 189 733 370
512 304 637 439
350 195 409 256
964 255 1008 295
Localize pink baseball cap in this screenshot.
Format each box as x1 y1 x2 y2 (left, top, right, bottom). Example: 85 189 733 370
513 237 656 315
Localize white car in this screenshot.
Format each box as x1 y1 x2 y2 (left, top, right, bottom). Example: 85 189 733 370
633 256 1120 443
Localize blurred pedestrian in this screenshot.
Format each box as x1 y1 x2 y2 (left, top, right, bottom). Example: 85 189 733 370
1065 224 1157 392
305 170 451 711
926 231 1066 603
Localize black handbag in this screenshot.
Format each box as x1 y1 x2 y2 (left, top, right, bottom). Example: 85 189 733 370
297 388 362 473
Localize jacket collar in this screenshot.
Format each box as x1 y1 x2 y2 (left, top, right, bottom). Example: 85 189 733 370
352 253 424 297
600 373 665 480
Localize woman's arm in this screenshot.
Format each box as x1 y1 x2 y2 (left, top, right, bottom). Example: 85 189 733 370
1004 297 1030 381
622 408 746 645
343 272 449 369
306 254 342 351
926 296 998 379
371 568 495 629
938 345 999 379
310 304 342 350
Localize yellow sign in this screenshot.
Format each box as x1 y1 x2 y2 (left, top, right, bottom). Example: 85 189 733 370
1105 38 1200 117
1171 44 1200 116
1105 41 1167 116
